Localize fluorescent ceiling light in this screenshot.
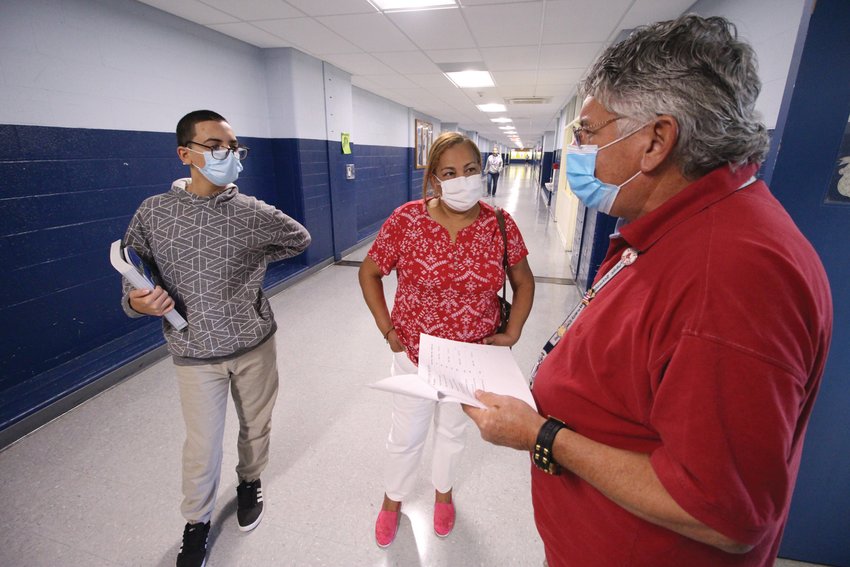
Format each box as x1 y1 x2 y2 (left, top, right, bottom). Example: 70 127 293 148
498 126 515 130
370 0 456 11
476 103 506 113
445 70 494 88
490 117 512 123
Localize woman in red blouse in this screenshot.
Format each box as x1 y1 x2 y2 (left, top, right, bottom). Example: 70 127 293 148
359 132 535 547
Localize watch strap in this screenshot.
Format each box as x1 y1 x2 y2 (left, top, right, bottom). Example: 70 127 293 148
533 416 567 475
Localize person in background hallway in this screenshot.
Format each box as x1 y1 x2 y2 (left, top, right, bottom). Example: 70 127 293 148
120 110 311 567
463 15 832 567
359 132 535 548
484 146 504 196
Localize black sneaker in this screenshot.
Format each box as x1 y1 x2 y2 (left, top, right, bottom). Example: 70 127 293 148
236 478 264 532
176 521 209 567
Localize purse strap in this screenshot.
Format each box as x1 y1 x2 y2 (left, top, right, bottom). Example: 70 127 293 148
495 207 509 296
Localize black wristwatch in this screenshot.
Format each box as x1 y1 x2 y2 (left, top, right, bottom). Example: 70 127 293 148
533 416 568 475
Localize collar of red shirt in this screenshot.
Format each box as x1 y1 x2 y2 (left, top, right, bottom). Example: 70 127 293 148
618 163 760 253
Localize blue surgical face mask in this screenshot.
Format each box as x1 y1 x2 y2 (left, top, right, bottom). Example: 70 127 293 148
565 125 646 215
189 149 243 186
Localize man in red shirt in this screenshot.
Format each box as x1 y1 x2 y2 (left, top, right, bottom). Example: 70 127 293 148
464 15 832 567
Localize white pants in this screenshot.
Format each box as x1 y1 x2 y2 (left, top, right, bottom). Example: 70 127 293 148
384 352 468 501
174 338 279 524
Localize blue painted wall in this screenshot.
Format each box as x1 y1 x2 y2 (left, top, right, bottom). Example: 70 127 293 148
761 0 850 564
0 124 414 434
354 144 411 240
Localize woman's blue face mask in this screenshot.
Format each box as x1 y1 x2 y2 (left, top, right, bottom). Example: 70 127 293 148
565 123 648 214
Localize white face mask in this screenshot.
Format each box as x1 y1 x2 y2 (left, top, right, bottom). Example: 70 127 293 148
435 174 483 212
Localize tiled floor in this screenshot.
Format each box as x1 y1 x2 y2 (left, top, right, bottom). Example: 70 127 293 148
0 165 826 566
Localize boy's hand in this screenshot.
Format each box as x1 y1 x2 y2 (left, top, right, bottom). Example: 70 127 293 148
128 286 175 317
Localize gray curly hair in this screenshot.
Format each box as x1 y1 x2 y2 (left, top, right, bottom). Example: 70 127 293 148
580 14 769 179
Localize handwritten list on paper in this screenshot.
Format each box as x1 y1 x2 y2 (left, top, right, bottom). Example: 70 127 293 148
421 337 487 402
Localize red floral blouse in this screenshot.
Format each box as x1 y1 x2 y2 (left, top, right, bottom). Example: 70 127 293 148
368 199 529 365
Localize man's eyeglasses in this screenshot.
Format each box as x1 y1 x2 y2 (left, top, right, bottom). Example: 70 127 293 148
186 141 250 161
572 116 625 147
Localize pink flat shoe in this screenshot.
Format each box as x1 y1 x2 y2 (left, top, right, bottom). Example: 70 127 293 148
375 507 401 548
433 502 455 537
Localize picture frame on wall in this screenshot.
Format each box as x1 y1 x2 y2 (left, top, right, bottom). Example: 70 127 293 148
415 119 433 169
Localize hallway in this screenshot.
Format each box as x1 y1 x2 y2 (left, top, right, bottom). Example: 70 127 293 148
0 166 819 566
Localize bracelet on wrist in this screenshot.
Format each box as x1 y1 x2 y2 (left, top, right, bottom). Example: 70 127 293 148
383 326 395 342
533 416 567 475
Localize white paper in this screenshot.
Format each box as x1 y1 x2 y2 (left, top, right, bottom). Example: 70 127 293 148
368 334 537 410
110 240 188 331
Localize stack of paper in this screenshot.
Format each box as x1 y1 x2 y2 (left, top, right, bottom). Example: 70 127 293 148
110 240 188 331
369 334 536 410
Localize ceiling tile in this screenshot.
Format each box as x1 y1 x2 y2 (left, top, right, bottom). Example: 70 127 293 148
207 23 291 48
536 67 586 85
538 42 604 69
480 46 539 71
284 0 378 16
359 73 421 89
373 51 442 74
253 18 359 54
425 48 483 63
542 0 632 44
202 0 305 20
464 2 544 48
618 0 694 30
531 84 576 97
319 13 418 52
322 53 396 75
387 8 476 50
135 0 238 25
491 70 537 86
407 73 456 89
459 0 539 4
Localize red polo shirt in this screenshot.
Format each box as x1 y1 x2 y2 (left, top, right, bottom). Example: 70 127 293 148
531 164 832 567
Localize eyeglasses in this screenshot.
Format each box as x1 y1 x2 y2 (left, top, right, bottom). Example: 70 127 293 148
186 141 250 161
572 116 625 147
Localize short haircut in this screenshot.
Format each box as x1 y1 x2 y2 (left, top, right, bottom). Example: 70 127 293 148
176 110 228 147
422 132 482 200
581 15 769 179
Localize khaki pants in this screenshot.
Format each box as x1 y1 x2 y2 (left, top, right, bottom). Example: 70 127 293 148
174 338 279 524
384 352 468 501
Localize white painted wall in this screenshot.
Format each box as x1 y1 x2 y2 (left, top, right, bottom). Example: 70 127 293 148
323 62 353 143
0 0 272 137
352 87 409 148
690 0 808 129
263 48 328 140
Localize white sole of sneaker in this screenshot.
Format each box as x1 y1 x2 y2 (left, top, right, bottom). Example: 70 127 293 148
238 505 265 532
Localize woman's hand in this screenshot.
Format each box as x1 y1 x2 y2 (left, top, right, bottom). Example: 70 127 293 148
481 332 519 347
463 391 545 452
386 329 405 353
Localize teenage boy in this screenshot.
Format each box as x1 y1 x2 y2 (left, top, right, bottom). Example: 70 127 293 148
120 110 311 567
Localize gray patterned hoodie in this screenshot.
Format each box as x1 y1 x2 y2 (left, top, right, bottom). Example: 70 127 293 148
121 178 311 364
